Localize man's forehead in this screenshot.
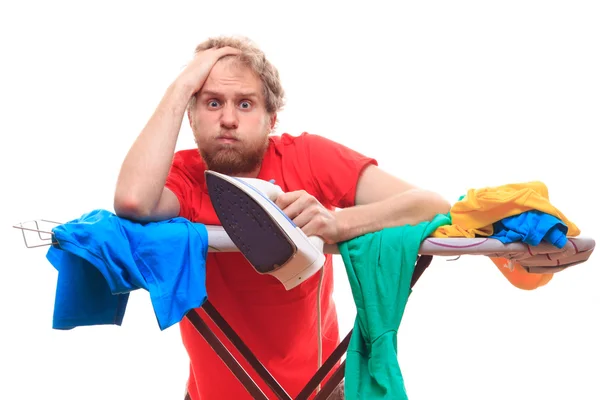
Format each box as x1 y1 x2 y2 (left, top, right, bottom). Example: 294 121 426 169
200 63 263 98
198 88 261 99
210 57 257 80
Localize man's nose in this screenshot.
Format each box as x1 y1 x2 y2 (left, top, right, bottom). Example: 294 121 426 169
220 103 239 129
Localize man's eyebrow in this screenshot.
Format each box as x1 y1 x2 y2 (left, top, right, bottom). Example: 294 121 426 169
198 90 260 99
238 92 260 99
198 90 221 98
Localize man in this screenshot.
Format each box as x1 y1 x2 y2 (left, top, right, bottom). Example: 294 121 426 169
114 36 450 400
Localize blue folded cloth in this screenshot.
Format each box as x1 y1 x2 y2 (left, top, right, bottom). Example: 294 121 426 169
491 209 568 248
46 209 209 330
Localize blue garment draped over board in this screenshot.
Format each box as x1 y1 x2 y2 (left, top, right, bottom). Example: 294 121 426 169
46 209 209 331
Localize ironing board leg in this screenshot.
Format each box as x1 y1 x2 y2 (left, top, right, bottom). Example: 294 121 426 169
185 255 434 399
295 331 351 399
313 360 346 400
185 309 269 399
411 255 434 288
202 301 292 400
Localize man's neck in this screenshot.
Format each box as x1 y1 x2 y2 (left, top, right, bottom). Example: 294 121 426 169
228 164 262 179
231 171 259 179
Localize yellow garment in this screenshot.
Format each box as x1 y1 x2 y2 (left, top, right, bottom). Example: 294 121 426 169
432 181 580 238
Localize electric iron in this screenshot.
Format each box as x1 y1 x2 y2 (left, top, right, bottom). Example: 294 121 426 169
205 170 326 290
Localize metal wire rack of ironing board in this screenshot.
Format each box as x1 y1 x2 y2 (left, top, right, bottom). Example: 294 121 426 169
12 220 597 400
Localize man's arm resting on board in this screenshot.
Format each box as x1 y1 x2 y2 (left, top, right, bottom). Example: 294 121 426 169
276 164 451 244
334 164 451 241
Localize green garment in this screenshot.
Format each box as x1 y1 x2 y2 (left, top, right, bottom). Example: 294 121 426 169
338 214 451 399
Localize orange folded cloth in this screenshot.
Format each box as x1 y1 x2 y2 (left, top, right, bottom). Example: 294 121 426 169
489 257 554 290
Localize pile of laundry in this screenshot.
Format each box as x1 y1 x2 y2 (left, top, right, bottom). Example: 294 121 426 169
431 181 580 290
432 181 578 246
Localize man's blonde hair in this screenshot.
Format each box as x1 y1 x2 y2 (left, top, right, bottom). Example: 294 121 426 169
190 35 285 115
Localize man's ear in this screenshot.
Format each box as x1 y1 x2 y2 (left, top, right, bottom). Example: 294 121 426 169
270 112 277 130
187 108 193 127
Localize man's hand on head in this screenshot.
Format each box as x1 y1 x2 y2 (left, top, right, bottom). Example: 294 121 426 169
175 46 241 96
275 191 343 245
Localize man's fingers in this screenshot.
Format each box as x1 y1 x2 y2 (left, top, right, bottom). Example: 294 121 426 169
292 207 320 228
274 191 334 240
280 198 307 220
215 46 242 58
275 191 304 210
301 218 332 244
276 191 319 221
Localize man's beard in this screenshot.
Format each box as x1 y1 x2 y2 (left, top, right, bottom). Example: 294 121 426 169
198 135 269 176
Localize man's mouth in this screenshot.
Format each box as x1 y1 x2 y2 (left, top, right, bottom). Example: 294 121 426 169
216 136 239 144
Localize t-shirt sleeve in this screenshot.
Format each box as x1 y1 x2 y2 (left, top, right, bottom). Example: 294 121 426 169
165 152 196 221
299 133 378 208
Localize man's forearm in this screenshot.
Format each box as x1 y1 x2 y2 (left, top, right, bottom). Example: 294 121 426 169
334 189 451 242
114 81 195 216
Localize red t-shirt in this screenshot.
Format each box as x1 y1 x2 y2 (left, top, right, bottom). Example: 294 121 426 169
165 132 377 400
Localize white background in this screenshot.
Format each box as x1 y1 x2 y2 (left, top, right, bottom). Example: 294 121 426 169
1 1 599 399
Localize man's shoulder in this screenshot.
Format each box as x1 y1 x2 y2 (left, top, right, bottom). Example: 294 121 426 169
172 149 206 171
276 131 310 142
173 148 203 162
275 131 328 142
169 149 207 187
273 131 343 151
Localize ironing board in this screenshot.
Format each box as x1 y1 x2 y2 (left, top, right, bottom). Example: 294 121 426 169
185 227 596 400
11 221 596 399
